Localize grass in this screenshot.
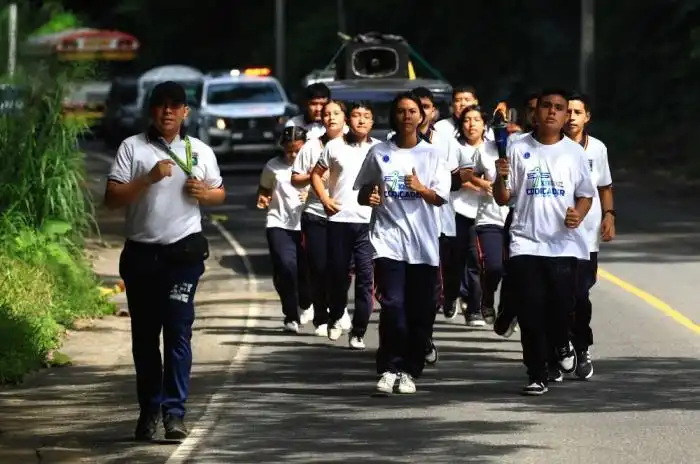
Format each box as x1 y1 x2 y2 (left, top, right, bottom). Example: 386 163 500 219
0 14 114 384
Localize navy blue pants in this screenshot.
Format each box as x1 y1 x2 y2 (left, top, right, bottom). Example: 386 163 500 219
301 212 331 327
375 258 439 378
119 240 205 419
326 221 373 337
572 252 598 351
454 214 481 313
476 225 505 309
266 227 312 324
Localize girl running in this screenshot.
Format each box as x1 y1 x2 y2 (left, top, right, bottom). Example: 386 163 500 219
468 107 510 323
354 91 451 394
311 101 379 350
257 126 313 333
291 100 353 337
447 105 492 326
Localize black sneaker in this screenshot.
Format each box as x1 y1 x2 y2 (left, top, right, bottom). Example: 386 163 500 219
547 366 563 383
556 342 577 374
443 300 457 319
464 311 486 327
163 414 188 441
481 306 496 325
575 349 594 380
425 338 438 365
134 411 159 442
521 380 548 396
494 311 517 337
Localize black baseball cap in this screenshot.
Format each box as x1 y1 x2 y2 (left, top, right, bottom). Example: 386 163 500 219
148 81 187 108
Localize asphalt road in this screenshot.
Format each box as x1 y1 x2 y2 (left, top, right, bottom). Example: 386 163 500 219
173 168 700 464
16 143 698 464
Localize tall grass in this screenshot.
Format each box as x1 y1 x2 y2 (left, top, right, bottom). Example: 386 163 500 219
0 6 114 383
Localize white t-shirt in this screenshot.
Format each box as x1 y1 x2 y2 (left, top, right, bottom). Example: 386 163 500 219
474 141 510 228
579 135 612 253
437 136 473 236
285 115 349 139
353 140 451 266
433 117 495 142
316 136 379 223
108 133 223 245
506 134 596 260
291 137 327 218
450 141 482 219
260 156 306 230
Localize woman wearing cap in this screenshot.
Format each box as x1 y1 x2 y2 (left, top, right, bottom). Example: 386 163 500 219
257 126 313 333
105 81 225 441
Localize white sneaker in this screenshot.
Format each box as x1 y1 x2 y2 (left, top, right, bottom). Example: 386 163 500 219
298 305 314 325
283 321 299 333
376 371 398 394
339 309 352 331
397 372 416 394
348 336 365 350
314 324 328 337
328 322 343 341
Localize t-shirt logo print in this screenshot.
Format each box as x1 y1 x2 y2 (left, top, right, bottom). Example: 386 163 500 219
526 166 566 197
383 170 420 200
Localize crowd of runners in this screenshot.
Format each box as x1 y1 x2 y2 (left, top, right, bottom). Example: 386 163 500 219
258 82 615 397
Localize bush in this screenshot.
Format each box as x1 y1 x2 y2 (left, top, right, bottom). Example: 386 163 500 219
0 6 114 384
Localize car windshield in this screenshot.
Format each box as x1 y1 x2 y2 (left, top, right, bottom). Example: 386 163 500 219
206 82 283 105
331 89 451 128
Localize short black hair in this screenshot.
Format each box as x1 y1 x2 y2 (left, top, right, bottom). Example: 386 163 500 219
279 125 307 145
536 88 570 106
389 91 425 133
348 100 374 115
305 83 331 101
568 91 591 112
452 85 477 100
412 86 435 104
149 81 187 108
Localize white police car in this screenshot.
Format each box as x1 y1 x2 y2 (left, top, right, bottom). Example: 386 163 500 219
195 68 298 161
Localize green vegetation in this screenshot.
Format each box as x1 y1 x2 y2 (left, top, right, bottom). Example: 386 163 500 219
0 7 113 384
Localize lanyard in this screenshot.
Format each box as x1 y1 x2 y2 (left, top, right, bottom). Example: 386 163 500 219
154 136 193 176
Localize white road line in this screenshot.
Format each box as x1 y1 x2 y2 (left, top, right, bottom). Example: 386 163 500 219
166 218 260 464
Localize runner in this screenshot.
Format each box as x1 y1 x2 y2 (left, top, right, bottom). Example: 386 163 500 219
434 85 495 141
290 100 353 337
354 91 451 394
470 109 510 324
286 83 331 139
493 91 539 338
564 92 615 380
493 88 596 396
257 126 313 334
311 101 379 349
446 105 490 326
105 81 225 441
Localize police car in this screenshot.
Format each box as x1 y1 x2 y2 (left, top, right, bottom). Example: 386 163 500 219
194 68 298 161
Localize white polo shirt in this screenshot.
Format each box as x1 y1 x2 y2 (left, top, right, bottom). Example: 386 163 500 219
316 136 379 224
260 156 306 230
474 140 510 228
579 135 613 253
108 133 223 245
291 137 328 218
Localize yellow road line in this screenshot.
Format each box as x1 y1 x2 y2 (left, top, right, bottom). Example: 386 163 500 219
598 267 700 335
